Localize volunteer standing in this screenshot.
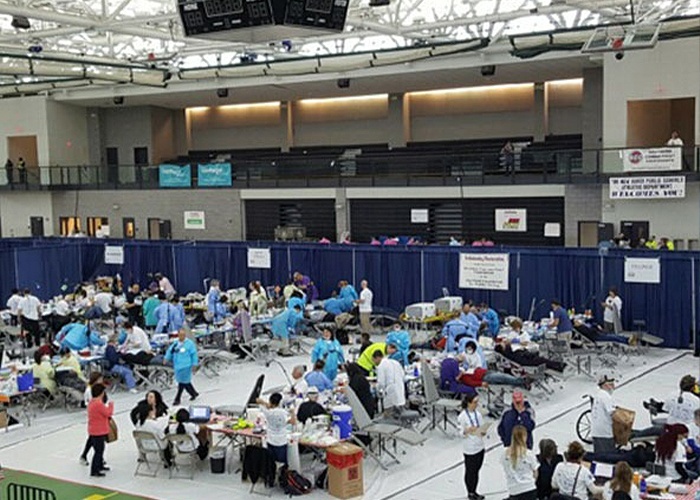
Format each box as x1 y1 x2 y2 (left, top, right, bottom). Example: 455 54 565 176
357 280 373 337
591 375 617 454
165 329 199 406
459 393 487 500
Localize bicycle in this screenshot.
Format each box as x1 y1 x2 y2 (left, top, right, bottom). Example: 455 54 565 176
576 394 594 444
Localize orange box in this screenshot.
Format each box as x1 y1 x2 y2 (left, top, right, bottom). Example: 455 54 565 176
327 444 363 499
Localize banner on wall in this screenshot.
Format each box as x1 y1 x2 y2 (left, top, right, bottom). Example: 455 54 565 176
104 245 124 265
622 147 681 172
198 163 232 187
624 257 660 284
247 248 271 269
184 211 206 230
609 176 685 199
459 253 510 290
158 164 191 188
495 209 527 232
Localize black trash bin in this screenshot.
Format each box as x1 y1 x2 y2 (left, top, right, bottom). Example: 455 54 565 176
210 447 226 474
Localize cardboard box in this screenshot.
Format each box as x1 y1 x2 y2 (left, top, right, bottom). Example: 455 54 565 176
0 409 8 429
327 443 363 499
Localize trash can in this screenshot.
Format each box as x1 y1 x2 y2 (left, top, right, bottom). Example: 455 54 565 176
209 447 226 474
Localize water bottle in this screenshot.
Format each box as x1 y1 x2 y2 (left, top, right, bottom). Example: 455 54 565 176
640 478 647 496
413 363 419 377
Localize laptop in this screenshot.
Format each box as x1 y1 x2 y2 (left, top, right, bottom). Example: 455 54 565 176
188 406 212 423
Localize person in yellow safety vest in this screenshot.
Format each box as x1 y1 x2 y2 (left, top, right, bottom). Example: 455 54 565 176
659 237 675 251
645 236 658 249
357 341 386 375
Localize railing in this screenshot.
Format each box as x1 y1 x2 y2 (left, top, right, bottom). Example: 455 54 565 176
1 146 697 190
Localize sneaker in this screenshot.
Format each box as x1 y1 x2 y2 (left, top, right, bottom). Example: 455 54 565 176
90 472 106 477
101 466 111 472
129 388 139 394
172 400 181 406
190 393 199 402
79 457 89 466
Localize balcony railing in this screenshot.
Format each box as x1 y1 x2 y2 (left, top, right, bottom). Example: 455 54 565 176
1 146 697 190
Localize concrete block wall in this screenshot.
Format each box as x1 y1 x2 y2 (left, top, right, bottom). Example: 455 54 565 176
564 184 603 246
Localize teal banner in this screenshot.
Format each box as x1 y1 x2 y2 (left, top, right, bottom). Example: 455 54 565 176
159 164 191 188
198 163 232 187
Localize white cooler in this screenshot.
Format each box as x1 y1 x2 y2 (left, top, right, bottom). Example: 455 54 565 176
433 296 463 313
404 303 436 320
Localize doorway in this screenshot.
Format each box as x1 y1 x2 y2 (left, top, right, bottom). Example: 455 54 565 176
7 135 39 184
30 216 44 237
148 218 172 240
578 221 600 247
59 216 81 236
106 147 119 184
134 147 148 185
122 217 136 239
621 220 649 248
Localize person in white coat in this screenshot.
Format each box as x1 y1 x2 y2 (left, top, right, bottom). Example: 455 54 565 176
591 375 617 454
602 288 623 333
374 350 405 418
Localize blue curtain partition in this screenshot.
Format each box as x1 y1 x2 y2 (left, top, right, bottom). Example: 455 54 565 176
0 237 697 349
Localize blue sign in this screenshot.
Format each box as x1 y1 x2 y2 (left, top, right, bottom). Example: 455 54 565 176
159 164 191 188
198 163 232 187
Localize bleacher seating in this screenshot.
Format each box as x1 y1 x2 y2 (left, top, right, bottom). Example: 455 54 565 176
174 135 583 181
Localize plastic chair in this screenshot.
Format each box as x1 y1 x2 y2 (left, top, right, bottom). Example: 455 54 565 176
421 361 462 433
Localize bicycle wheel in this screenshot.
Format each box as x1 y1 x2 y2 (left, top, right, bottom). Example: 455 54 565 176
576 409 593 444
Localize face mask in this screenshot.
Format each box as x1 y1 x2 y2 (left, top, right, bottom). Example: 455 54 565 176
466 348 475 354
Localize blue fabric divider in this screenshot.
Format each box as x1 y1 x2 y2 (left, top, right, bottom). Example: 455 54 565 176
0 238 697 348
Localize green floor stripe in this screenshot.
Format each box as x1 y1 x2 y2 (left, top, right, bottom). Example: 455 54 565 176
1 468 152 500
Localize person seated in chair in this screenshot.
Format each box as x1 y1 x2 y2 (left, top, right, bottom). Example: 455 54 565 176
573 319 629 345
551 441 603 499
495 342 566 374
304 360 334 392
169 408 208 460
32 351 57 395
120 321 153 366
104 335 137 393
602 462 640 500
296 387 327 425
345 362 376 418
132 401 171 466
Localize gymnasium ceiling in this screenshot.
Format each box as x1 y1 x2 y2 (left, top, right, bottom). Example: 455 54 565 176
0 0 697 100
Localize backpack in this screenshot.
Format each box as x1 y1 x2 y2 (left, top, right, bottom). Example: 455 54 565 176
278 466 312 496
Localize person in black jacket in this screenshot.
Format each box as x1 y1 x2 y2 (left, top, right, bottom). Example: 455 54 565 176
536 438 563 499
346 362 376 418
296 387 327 424
498 391 536 449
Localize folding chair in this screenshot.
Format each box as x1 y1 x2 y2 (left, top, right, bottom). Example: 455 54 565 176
133 430 169 477
6 483 56 500
345 385 426 470
420 361 462 433
166 434 199 479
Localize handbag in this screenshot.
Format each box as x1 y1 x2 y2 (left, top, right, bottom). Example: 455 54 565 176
550 465 582 500
107 417 118 443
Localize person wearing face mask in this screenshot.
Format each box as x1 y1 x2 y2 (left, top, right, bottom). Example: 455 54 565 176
311 328 345 382
458 340 530 390
592 375 617 454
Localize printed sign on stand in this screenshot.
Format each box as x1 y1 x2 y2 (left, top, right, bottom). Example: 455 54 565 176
247 248 271 269
159 164 191 188
104 245 124 265
459 253 510 290
624 257 660 284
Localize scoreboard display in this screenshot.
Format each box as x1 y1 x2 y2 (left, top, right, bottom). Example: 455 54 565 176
178 0 348 40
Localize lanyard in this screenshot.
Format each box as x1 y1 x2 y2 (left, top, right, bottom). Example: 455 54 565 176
466 410 479 428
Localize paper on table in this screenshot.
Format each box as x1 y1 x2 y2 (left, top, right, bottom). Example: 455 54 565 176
593 462 614 478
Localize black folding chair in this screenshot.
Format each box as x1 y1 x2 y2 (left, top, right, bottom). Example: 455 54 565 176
7 482 57 500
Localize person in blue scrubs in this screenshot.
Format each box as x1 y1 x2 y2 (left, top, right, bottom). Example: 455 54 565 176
304 359 334 392
386 324 411 366
56 321 105 351
164 329 199 406
338 281 358 302
311 328 345 382
206 279 221 317
154 294 185 333
323 297 345 317
480 303 501 337
442 319 475 354
550 299 573 342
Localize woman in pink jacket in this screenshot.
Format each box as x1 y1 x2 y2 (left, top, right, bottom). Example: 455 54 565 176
87 383 114 477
